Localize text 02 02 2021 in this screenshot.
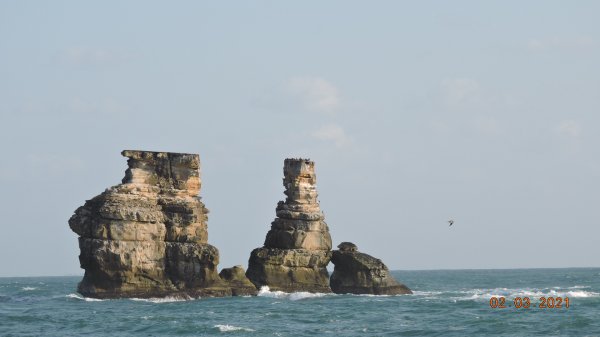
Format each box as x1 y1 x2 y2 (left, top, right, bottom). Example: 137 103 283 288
489 296 570 309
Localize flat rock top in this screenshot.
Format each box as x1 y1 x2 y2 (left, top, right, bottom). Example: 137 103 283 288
122 149 198 157
283 158 315 176
333 250 385 270
122 150 200 167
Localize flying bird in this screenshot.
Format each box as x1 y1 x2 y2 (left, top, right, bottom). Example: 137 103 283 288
448 219 454 227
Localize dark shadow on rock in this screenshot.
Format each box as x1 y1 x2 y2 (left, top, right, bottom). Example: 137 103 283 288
330 242 412 295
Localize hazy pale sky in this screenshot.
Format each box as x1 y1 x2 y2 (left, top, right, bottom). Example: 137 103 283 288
1 1 599 277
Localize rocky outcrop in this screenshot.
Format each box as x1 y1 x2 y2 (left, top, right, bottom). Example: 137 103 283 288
69 150 255 298
246 158 332 293
219 266 257 296
330 242 412 295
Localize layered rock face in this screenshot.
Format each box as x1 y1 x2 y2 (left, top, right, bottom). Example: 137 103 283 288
246 159 332 292
69 150 253 298
330 242 412 295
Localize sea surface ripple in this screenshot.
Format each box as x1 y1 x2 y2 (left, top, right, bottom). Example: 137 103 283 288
1 268 599 336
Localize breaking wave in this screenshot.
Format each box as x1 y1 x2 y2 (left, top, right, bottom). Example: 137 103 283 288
455 287 599 300
406 285 599 301
21 287 37 291
130 296 195 303
65 293 104 302
412 290 444 296
214 324 255 332
257 286 328 301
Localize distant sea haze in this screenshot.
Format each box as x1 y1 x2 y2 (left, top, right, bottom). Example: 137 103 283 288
1 268 599 336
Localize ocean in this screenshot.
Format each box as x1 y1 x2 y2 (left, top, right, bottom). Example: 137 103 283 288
1 268 599 336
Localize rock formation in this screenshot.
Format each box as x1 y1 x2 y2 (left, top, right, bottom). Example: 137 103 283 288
219 265 257 296
69 150 256 298
246 158 332 293
330 242 412 295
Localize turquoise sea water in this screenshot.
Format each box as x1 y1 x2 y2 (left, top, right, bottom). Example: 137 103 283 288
1 268 599 336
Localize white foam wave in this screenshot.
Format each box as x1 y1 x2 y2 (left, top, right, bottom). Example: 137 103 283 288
410 290 446 300
458 287 599 300
355 293 391 297
411 290 443 296
21 287 37 291
130 296 194 303
66 293 104 302
402 286 600 301
214 324 255 332
566 290 598 298
257 286 327 301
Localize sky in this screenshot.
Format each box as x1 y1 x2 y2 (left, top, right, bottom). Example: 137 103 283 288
1 1 599 277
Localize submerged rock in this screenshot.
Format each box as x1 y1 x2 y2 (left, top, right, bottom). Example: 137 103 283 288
330 242 412 295
246 158 332 293
69 150 246 298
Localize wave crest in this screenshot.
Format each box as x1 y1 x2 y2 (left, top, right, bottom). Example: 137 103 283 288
461 287 599 300
214 324 255 332
66 293 104 302
257 286 327 301
130 296 194 303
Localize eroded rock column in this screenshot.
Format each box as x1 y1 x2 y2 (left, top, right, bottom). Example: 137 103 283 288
246 158 332 293
69 150 233 298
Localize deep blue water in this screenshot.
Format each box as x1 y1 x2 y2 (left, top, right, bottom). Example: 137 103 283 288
1 268 599 336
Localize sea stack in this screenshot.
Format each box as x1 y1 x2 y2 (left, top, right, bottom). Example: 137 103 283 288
330 242 412 295
246 158 332 292
69 150 254 298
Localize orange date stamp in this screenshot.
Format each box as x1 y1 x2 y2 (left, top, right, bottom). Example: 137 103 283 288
489 296 570 309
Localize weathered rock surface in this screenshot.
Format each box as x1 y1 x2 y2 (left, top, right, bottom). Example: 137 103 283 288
246 158 332 293
69 150 247 298
330 242 412 295
219 265 257 296
337 241 357 252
